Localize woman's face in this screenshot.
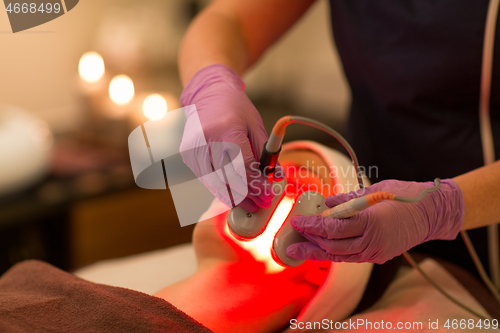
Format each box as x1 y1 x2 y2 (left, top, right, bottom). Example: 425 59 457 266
193 149 334 274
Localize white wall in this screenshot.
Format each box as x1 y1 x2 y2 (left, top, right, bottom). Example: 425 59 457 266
0 0 350 132
0 0 186 132
0 0 99 132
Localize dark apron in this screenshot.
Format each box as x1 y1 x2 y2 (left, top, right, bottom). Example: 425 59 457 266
329 0 500 274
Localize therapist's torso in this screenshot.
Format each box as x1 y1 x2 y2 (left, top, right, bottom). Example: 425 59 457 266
329 0 500 181
328 0 500 273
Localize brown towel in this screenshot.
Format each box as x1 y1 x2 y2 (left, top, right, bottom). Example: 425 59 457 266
0 260 213 333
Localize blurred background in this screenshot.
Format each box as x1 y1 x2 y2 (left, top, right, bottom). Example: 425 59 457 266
0 0 350 273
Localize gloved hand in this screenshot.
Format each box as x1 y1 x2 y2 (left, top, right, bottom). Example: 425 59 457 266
286 179 464 264
180 64 283 212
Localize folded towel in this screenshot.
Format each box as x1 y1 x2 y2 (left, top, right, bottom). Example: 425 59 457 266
0 260 212 333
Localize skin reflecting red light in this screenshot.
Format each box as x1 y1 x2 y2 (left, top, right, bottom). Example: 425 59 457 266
226 196 295 273
211 260 323 332
214 165 333 328
225 163 334 273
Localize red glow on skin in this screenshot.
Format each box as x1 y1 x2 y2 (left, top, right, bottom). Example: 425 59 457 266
195 162 335 331
229 196 295 273
200 259 325 332
225 162 336 273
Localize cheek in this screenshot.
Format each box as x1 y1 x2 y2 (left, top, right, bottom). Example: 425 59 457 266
281 163 332 197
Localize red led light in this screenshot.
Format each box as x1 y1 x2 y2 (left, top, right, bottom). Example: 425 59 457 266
227 195 295 273
225 162 335 273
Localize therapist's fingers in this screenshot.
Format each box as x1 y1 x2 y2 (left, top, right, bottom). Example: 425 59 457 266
290 215 367 239
273 162 285 181
286 242 362 263
287 242 331 261
237 197 259 212
324 193 353 208
325 185 375 208
212 140 274 210
300 233 367 255
179 144 235 209
237 134 275 208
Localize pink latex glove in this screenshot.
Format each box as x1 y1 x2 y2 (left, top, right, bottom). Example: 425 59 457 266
287 179 464 264
180 64 283 212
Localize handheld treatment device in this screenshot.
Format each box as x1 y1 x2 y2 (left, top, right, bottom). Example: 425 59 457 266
225 113 499 317
227 116 363 267
227 0 500 316
272 191 328 267
227 179 288 241
227 115 442 267
227 176 329 267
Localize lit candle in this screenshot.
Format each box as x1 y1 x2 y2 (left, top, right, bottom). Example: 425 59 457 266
79 52 105 83
142 93 167 121
129 92 181 126
109 75 135 105
105 74 135 118
78 52 107 95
